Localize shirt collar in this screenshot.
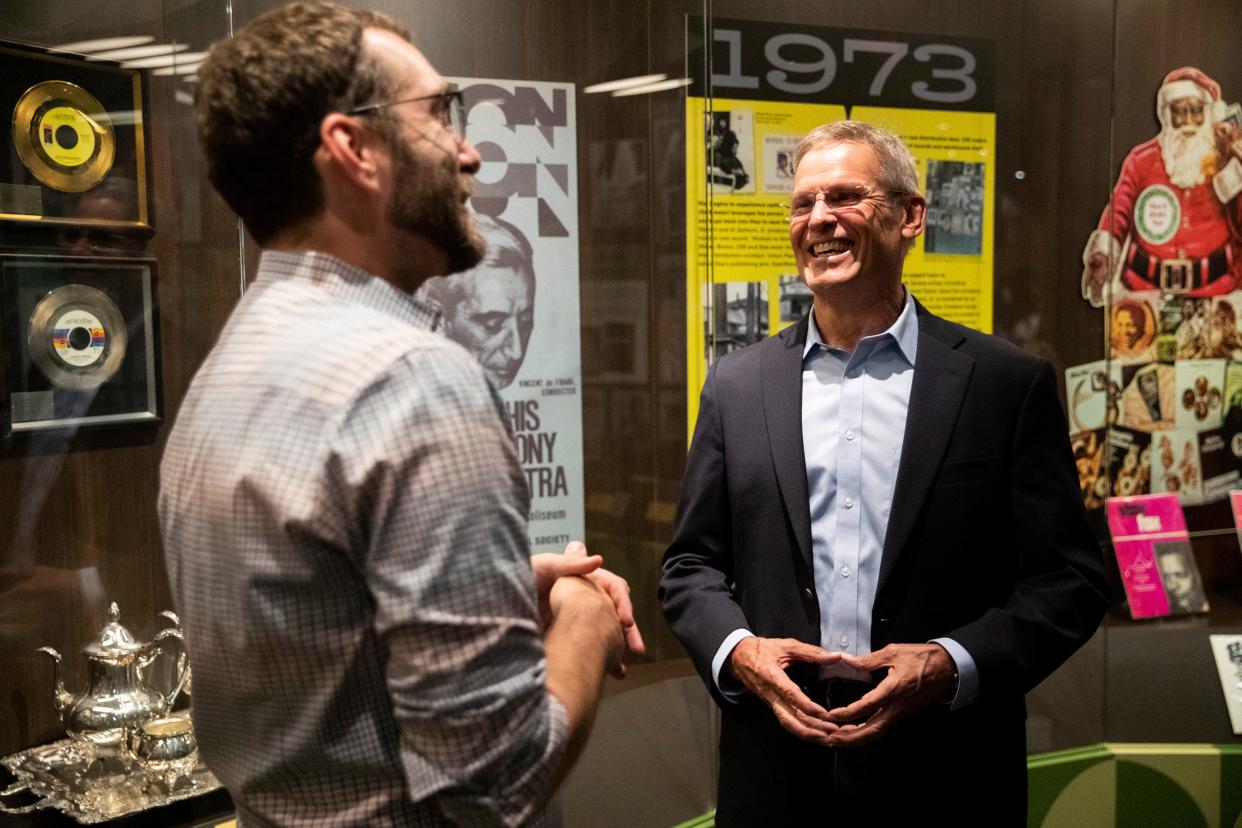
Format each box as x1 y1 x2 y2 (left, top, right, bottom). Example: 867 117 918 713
254 249 442 332
802 286 919 365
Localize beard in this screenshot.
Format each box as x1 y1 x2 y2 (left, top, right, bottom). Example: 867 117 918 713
388 135 485 274
1159 121 1216 188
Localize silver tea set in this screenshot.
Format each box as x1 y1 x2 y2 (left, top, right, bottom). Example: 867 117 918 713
37 602 196 786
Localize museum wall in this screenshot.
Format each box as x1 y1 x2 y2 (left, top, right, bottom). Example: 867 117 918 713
1 1 1241 824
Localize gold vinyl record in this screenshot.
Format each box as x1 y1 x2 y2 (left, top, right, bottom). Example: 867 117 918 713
27 284 127 390
12 80 116 193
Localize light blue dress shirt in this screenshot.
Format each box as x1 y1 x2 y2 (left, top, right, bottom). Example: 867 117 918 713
712 290 979 710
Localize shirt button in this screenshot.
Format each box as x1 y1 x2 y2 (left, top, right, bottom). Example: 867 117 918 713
843 497 854 509
803 587 813 601
845 429 856 441
841 566 851 578
840 635 849 648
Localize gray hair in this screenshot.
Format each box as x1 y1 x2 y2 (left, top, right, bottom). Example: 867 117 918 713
422 214 535 311
792 121 920 195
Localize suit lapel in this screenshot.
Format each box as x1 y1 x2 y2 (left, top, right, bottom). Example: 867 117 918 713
878 307 974 592
762 316 813 570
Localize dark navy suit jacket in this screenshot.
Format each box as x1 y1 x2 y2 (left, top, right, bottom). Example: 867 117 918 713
659 303 1109 825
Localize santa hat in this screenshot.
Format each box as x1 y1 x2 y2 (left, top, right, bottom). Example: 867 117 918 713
1157 66 1225 122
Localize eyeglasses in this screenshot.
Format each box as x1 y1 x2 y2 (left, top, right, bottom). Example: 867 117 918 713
349 84 465 137
780 187 909 222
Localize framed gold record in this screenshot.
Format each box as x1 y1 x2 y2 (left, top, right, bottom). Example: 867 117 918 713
0 41 151 232
27 283 127 390
12 80 116 193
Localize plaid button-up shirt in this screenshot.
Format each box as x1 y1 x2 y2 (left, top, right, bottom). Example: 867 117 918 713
159 250 566 826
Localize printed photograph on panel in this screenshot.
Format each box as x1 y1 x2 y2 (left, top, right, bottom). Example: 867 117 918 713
779 274 812 323
421 215 534 390
706 110 755 194
762 135 799 194
1109 294 1158 363
1153 540 1210 614
1071 429 1109 509
707 281 768 360
923 160 984 255
1152 429 1204 503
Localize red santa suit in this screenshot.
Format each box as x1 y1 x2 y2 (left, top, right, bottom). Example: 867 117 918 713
1090 138 1242 295
1083 67 1242 299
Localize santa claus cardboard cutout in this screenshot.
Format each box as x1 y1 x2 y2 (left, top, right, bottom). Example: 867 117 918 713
1072 67 1242 517
1083 66 1242 304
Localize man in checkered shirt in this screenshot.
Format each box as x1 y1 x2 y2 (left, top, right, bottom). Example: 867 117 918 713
158 4 640 825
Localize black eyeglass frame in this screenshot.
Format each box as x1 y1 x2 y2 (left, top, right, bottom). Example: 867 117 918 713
348 84 465 136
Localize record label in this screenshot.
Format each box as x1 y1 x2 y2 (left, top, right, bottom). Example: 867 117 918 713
27 283 126 389
37 105 98 168
12 80 115 193
51 309 107 367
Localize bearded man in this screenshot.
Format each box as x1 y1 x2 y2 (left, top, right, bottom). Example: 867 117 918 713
1082 66 1242 307
158 4 642 825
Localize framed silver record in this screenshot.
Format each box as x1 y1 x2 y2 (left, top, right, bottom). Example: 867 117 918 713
27 283 128 390
1 253 159 434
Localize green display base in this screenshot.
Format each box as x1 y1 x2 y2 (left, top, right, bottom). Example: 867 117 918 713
674 744 1242 828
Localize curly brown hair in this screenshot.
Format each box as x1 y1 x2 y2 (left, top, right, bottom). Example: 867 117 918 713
195 2 409 243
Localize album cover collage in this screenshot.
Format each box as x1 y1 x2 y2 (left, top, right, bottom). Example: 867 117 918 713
1067 291 1242 509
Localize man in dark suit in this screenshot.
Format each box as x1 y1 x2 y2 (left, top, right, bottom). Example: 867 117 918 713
660 121 1109 824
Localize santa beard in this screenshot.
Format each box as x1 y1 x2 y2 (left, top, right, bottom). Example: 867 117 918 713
1159 120 1217 189
389 134 485 275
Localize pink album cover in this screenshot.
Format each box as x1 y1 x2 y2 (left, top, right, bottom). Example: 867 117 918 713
1106 493 1189 619
1231 491 1242 548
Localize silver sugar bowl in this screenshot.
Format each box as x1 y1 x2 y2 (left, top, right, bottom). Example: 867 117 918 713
127 716 198 788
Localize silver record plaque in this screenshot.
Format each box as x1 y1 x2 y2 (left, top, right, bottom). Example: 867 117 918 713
26 283 127 390
1 254 159 434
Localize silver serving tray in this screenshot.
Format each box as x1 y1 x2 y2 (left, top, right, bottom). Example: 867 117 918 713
0 717 221 823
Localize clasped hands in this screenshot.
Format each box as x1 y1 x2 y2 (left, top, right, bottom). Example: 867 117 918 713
532 541 646 677
728 636 956 747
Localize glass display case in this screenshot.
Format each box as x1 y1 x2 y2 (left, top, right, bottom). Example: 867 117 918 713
1 1 1240 826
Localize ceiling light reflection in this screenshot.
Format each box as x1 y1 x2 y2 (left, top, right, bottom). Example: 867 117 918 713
152 61 204 76
88 43 188 61
584 73 667 94
123 51 206 69
611 78 693 97
51 36 154 54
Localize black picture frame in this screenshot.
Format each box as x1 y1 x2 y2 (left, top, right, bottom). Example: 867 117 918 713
0 253 160 435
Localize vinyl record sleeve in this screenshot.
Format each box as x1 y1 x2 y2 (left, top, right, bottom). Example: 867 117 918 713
1106 493 1190 619
0 253 159 434
0 40 152 232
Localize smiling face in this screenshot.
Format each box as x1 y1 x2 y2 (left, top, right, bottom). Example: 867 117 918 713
1111 306 1142 350
788 141 923 301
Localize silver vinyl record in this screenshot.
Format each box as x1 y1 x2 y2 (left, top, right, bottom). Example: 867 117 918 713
27 284 127 390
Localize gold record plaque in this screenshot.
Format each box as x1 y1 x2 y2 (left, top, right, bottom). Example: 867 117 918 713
0 42 150 230
12 81 116 193
27 283 127 390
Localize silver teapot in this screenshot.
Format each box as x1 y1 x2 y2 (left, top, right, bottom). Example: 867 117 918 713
38 602 189 751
